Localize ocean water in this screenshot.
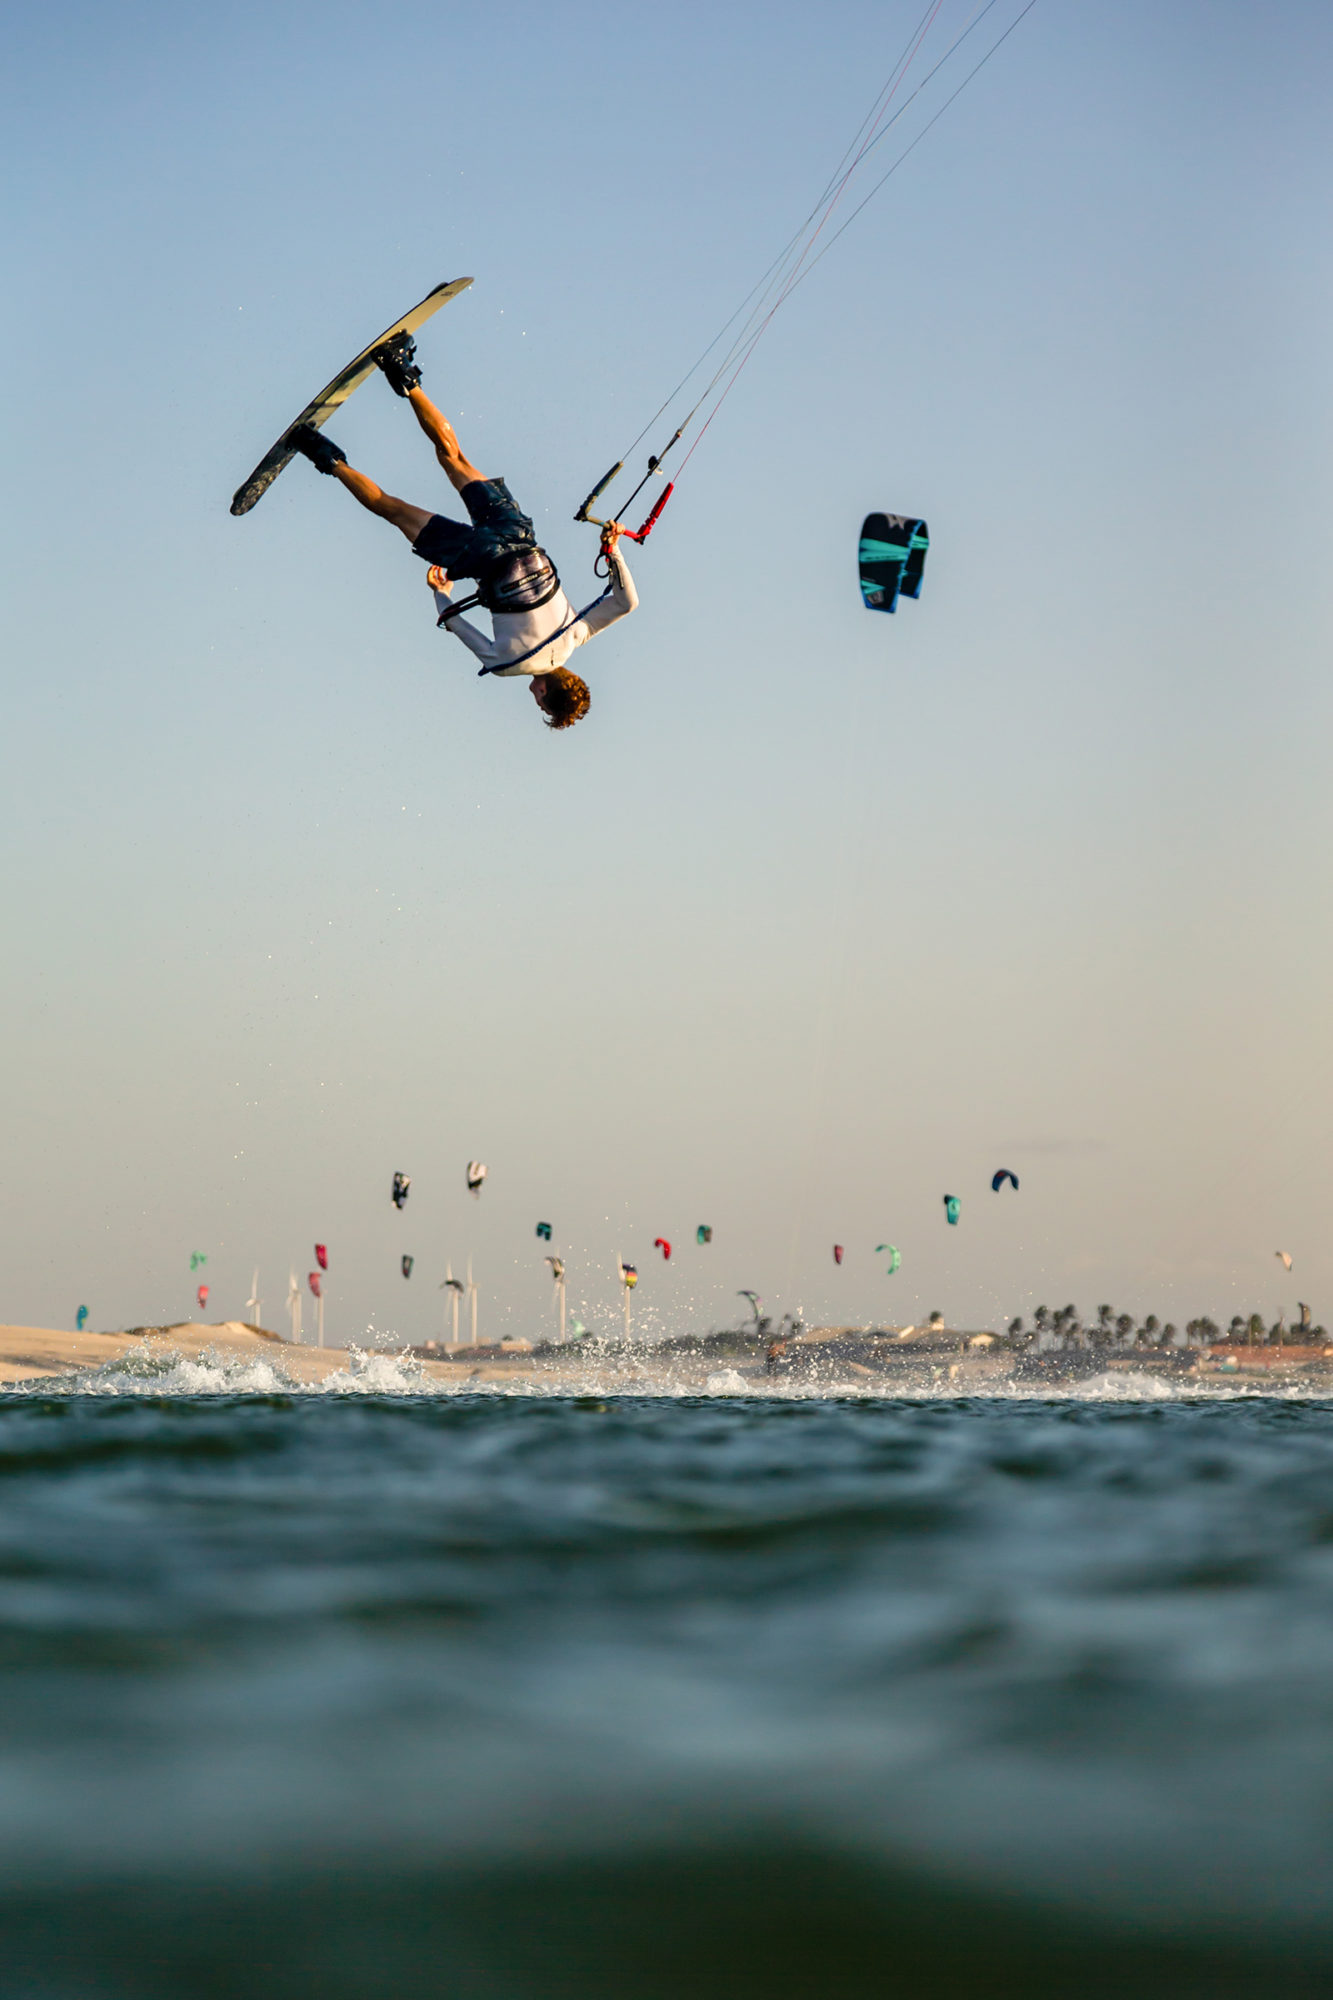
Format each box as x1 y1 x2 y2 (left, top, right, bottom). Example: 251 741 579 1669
3 1352 1333 1997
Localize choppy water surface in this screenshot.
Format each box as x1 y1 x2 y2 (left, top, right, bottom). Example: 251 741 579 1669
3 1370 1333 1997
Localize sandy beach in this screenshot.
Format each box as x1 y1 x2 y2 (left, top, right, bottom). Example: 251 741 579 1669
5 1321 1330 1396
0 1322 557 1390
0 1319 1001 1394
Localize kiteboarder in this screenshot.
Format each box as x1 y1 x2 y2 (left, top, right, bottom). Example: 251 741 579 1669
287 335 638 731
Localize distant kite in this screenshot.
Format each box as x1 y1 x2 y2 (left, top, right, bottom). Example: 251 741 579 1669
190 1252 207 1271
315 1244 329 1271
76 1306 89 1332
1276 1251 1293 1271
466 1162 487 1196
196 1284 209 1311
546 1256 565 1284
696 1226 713 1245
401 1255 414 1279
876 1244 902 1275
392 1173 411 1210
943 1195 960 1226
833 1245 845 1265
308 1272 322 1299
654 1238 672 1261
621 1262 639 1290
991 1170 1019 1193
737 1290 762 1320
536 1221 552 1241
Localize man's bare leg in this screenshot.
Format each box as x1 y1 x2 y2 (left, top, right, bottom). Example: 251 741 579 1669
404 388 486 493
330 463 432 545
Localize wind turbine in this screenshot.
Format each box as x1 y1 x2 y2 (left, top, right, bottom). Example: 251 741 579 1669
245 1270 261 1328
440 1265 464 1345
467 1256 478 1347
287 1270 302 1345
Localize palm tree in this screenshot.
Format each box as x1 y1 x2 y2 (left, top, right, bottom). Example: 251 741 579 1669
1034 1305 1049 1333
1115 1314 1134 1344
1097 1304 1113 1336
1162 1323 1178 1346
1247 1312 1265 1345
1142 1315 1160 1345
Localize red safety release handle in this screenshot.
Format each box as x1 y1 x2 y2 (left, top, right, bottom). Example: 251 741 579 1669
624 482 675 544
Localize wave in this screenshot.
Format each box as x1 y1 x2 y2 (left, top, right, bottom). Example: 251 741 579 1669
9 1336 1329 1405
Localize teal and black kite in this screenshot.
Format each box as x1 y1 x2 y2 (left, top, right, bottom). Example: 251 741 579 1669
858 513 928 615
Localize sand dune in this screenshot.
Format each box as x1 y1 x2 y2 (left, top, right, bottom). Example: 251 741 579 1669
0 1322 529 1388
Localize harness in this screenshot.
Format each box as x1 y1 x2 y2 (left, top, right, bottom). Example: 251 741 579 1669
437 530 626 679
435 545 561 625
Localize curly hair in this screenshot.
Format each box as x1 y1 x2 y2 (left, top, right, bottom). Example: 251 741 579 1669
540 668 591 731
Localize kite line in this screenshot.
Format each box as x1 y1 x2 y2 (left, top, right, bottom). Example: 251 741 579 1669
576 0 1040 543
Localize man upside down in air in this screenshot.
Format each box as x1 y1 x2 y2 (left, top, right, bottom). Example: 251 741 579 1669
288 333 637 731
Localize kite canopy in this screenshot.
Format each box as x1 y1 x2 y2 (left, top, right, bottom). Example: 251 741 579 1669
737 1290 762 1320
196 1284 209 1310
858 513 929 614
1276 1251 1293 1271
401 1255 414 1279
991 1169 1019 1192
943 1195 960 1226
466 1162 487 1196
392 1173 411 1210
315 1244 329 1271
875 1244 902 1275
308 1272 322 1299
696 1226 713 1245
536 1221 552 1241
654 1238 672 1260
546 1255 565 1283
621 1263 639 1290
76 1305 89 1331
190 1252 207 1271
833 1245 845 1265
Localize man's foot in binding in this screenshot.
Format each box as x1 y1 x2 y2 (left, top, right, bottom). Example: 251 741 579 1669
288 424 347 474
376 332 422 398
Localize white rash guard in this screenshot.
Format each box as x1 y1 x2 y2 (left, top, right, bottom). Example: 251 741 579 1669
431 542 638 678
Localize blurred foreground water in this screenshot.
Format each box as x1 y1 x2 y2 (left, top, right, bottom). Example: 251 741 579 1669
3 1353 1333 1996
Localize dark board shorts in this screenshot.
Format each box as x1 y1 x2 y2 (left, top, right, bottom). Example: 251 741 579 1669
411 478 536 578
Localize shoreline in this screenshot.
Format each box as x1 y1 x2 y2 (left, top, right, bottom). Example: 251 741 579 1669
3 1321 1333 1395
0 1322 543 1390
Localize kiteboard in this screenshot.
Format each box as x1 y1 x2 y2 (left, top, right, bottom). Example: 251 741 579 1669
229 277 474 517
858 512 929 614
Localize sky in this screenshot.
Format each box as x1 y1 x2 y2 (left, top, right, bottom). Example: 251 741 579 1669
2 0 1331 1346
